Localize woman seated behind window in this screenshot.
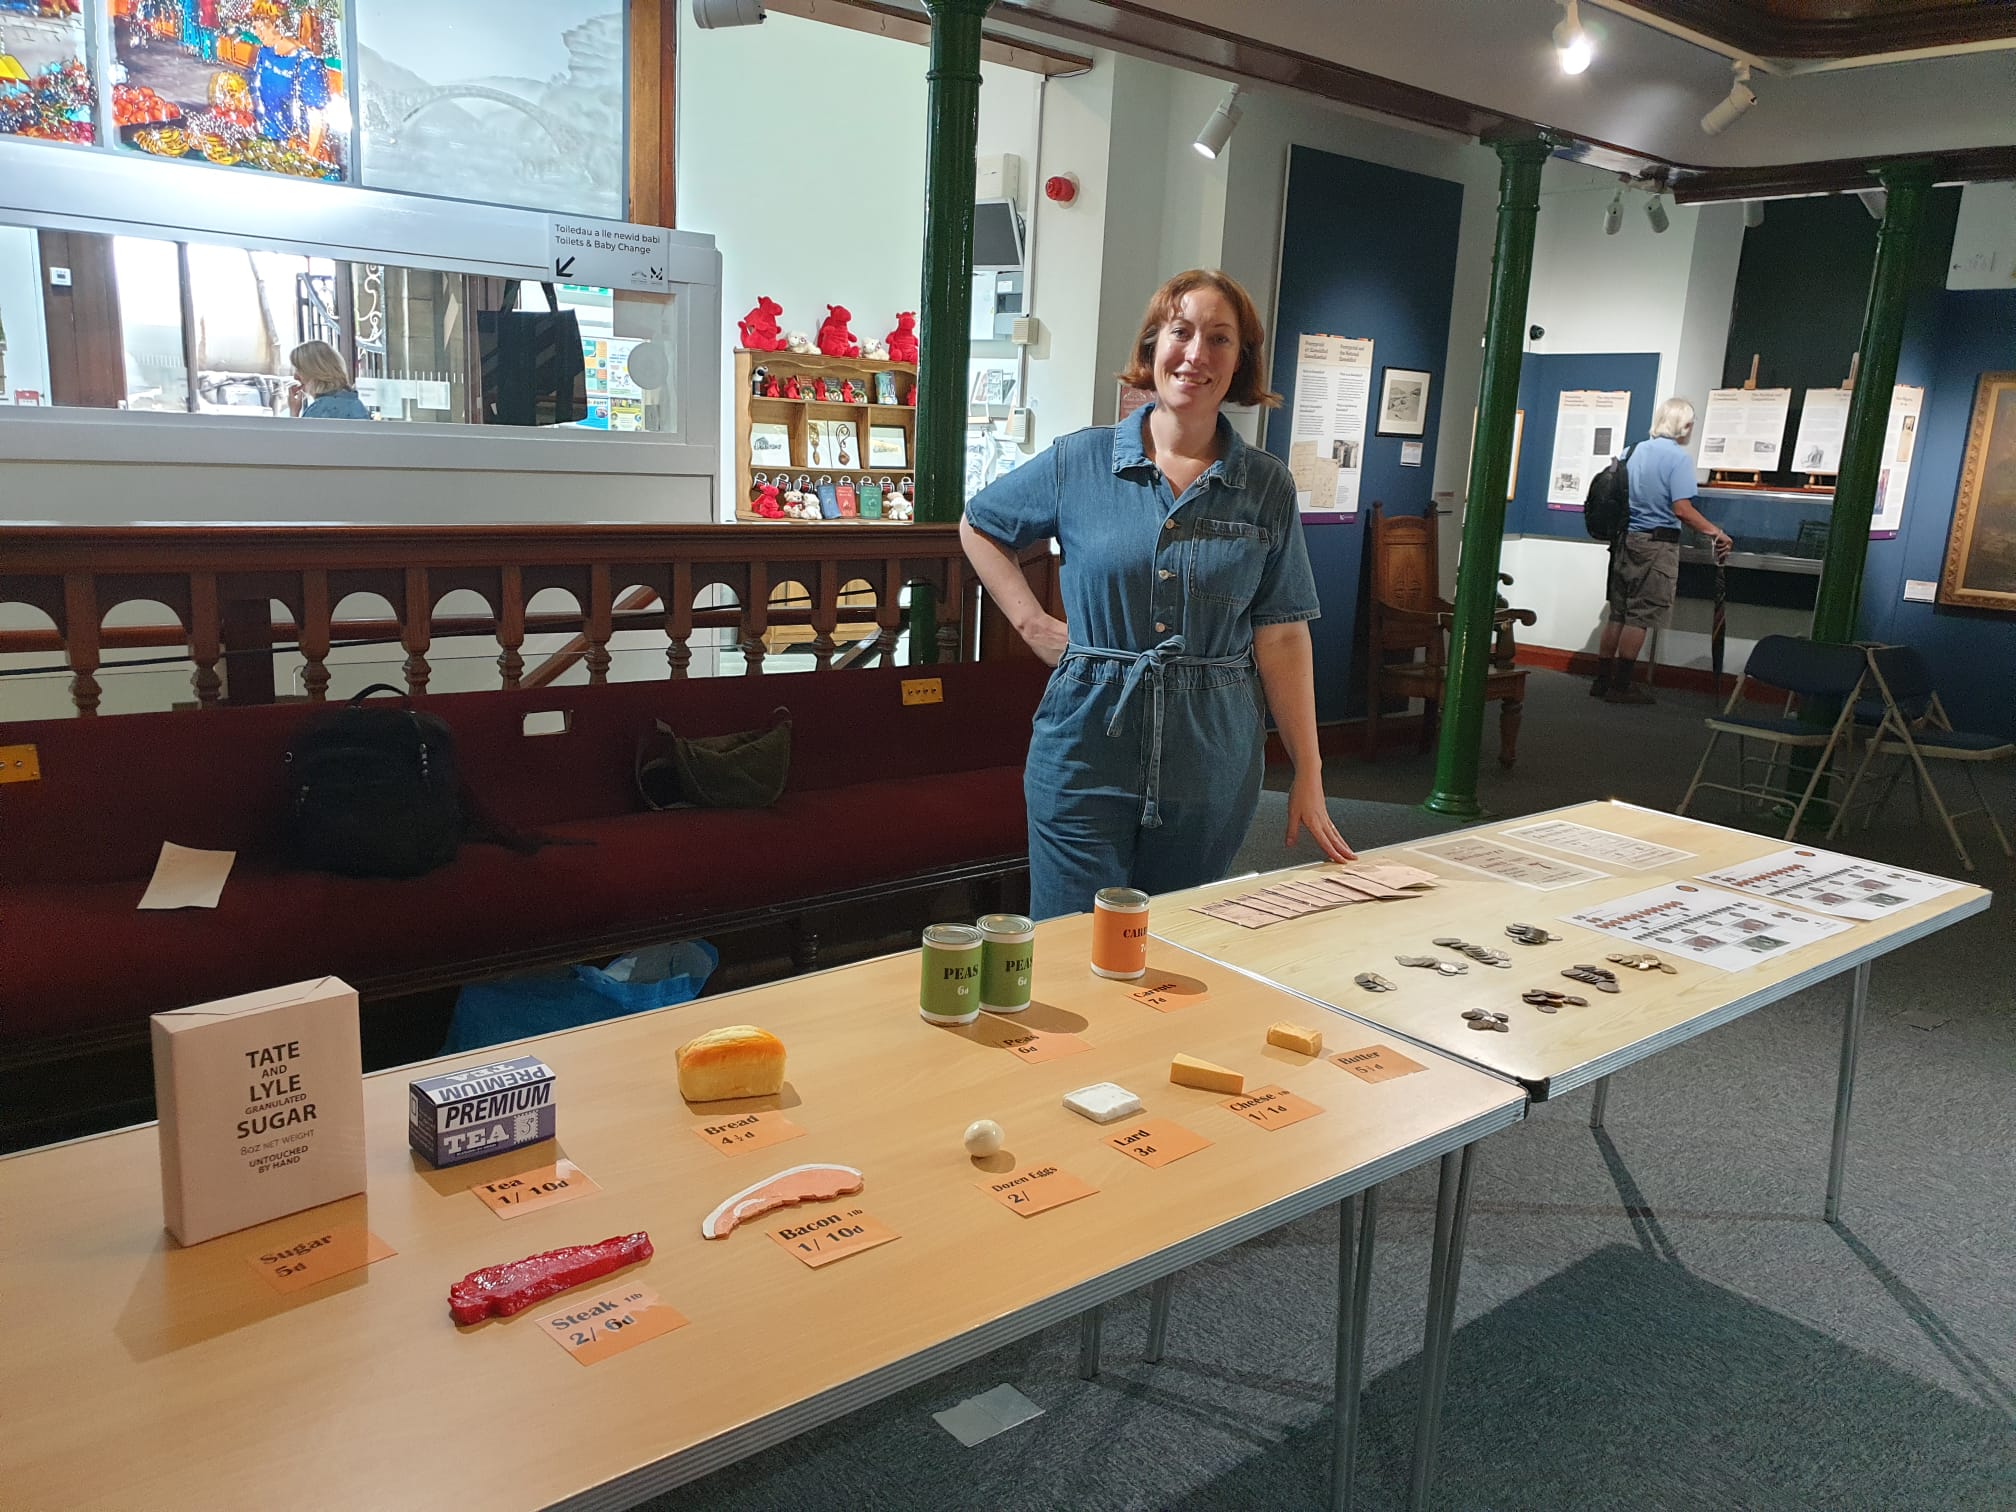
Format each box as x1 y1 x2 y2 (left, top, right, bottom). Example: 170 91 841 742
288 341 371 420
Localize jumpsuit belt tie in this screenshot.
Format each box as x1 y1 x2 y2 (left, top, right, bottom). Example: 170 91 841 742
1062 636 1255 829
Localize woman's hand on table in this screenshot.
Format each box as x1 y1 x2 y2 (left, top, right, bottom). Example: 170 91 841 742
1285 769 1355 863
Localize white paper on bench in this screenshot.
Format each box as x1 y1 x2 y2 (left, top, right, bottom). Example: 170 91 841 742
138 842 236 911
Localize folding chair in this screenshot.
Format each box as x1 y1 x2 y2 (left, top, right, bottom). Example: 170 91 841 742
1677 634 1868 839
1828 644 2013 871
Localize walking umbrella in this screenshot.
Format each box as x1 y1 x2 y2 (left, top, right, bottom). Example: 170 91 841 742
1711 558 1728 702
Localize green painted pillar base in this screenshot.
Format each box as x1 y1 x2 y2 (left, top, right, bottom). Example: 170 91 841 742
1423 132 1552 820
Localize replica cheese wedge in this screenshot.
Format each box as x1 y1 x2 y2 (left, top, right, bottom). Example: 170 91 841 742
1062 1082 1144 1125
1266 1022 1324 1057
700 1163 863 1239
1169 1054 1244 1095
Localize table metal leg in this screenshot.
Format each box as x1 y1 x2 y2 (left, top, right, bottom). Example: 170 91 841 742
1409 1145 1478 1512
1078 1305 1102 1380
1144 1274 1173 1364
1825 961 1870 1224
1331 1184 1382 1512
1589 1075 1612 1130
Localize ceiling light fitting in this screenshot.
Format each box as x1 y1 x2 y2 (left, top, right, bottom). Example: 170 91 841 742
1858 189 1888 221
691 0 764 28
1193 84 1242 160
1645 192 1670 235
1554 0 1594 75
1700 61 1756 136
1604 189 1624 235
1743 200 1765 229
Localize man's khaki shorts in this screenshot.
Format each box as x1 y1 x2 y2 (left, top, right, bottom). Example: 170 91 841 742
1607 532 1680 629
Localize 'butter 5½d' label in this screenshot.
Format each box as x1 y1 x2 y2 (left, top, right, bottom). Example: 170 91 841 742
409 1056 556 1167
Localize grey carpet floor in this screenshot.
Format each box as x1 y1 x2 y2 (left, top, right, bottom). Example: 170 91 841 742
647 670 2014 1512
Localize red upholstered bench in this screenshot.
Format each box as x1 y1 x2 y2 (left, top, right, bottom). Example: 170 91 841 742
2 662 1046 1050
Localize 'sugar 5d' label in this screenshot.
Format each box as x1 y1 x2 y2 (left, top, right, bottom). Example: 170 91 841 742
409 1056 557 1167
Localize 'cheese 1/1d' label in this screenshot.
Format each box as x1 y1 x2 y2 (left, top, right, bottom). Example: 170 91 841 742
409 1056 556 1167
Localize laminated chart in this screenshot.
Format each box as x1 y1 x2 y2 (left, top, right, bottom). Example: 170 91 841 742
1561 882 1850 971
1501 819 1694 871
1408 836 1606 891
1695 847 1966 922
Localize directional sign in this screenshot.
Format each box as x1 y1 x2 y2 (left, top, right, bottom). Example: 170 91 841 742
546 216 672 293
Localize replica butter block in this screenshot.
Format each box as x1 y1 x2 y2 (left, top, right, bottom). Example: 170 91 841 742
409 1056 556 1168
1266 1022 1324 1057
1063 1082 1143 1125
151 976 367 1248
1169 1054 1244 1095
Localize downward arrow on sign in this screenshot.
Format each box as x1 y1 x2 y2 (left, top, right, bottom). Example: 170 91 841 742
555 256 576 277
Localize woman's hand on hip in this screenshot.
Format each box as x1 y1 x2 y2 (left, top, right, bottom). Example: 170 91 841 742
1020 614 1070 668
1285 769 1355 863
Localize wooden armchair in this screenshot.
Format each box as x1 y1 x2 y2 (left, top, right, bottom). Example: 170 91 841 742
1363 502 1536 769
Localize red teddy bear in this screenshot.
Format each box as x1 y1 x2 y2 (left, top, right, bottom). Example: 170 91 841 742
738 296 786 352
885 311 919 364
753 483 784 519
817 304 860 358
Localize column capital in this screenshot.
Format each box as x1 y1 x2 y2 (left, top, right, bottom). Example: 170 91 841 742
1872 159 1936 194
1481 129 1555 166
921 0 994 18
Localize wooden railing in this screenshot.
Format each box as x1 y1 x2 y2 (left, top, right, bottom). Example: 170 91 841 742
0 524 1060 716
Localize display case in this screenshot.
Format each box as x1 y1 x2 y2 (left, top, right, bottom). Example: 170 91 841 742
1679 484 1835 611
732 348 917 524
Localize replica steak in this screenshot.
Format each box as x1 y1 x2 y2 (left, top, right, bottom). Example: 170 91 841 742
448 1232 654 1324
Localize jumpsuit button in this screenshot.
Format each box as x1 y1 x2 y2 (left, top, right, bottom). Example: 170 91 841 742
1164 519 1177 531
1158 569 1173 580
1155 621 1168 633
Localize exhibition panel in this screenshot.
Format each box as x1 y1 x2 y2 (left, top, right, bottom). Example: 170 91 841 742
0 915 1521 1512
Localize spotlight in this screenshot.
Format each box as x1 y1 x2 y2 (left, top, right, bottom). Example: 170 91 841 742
1554 0 1594 74
1604 190 1623 236
1700 63 1755 135
1645 193 1670 235
1858 189 1887 221
1743 200 1765 229
691 0 764 28
1193 84 1242 160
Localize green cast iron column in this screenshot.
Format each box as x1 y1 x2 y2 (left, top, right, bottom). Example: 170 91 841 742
1424 132 1552 818
1809 161 1934 644
909 0 993 664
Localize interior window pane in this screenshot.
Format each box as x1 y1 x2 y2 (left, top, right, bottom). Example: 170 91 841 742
0 4 96 144
111 235 189 411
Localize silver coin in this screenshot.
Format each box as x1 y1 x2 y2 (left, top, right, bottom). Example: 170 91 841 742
1532 1002 1558 1014
1433 937 1465 949
1485 1019 1510 1032
1395 955 1435 968
1434 961 1469 976
1467 1018 1499 1031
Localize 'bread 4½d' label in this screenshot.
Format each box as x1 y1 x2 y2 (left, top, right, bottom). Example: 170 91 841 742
409 1056 556 1167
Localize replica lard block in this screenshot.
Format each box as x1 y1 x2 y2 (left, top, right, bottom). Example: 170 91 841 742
409 1056 557 1168
1062 1082 1143 1125
1266 1022 1324 1057
151 976 367 1247
1169 1054 1244 1095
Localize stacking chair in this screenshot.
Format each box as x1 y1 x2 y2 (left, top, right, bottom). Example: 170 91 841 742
1677 634 1869 838
1828 644 2013 871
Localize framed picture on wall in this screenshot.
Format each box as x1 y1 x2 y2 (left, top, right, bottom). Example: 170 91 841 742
1937 371 2016 612
1377 367 1432 437
868 425 909 470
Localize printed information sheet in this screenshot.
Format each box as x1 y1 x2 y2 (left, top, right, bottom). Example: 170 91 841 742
1502 819 1693 871
1698 387 1792 472
1561 882 1850 971
1286 334 1374 517
1694 846 1965 921
1545 389 1632 507
1409 835 1606 891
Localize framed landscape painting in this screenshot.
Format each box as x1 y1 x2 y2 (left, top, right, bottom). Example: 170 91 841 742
1938 372 2016 611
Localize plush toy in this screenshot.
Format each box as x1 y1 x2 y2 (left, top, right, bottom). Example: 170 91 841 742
785 330 816 354
842 379 861 404
885 311 919 364
813 377 830 403
886 495 914 522
750 364 768 396
783 490 822 521
783 374 802 400
817 304 860 358
738 296 787 352
762 374 781 398
753 482 784 519
859 336 889 360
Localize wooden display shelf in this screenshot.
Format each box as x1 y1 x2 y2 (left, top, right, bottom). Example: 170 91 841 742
734 350 919 524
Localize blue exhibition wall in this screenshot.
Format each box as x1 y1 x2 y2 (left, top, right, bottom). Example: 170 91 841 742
1858 287 2016 737
1265 144 1465 721
1505 352 1661 539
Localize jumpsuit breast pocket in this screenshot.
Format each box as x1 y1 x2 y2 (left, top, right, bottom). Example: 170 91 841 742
1188 517 1273 605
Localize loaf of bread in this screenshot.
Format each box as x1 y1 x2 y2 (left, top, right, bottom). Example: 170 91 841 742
676 1024 787 1102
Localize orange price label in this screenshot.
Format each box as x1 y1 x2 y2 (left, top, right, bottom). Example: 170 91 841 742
691 1109 807 1158
1330 1044 1428 1085
978 1163 1099 1217
988 1019 1092 1065
1105 1117 1211 1169
471 1158 601 1219
765 1206 901 1268
1223 1084 1324 1132
247 1222 396 1295
537 1282 689 1366
1128 978 1209 1012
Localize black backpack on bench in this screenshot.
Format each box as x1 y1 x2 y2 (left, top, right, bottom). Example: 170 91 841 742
286 685 464 878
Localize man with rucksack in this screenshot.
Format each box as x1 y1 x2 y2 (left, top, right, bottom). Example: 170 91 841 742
1590 397 1733 704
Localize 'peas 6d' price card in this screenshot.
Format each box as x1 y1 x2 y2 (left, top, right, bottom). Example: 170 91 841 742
537 1282 689 1366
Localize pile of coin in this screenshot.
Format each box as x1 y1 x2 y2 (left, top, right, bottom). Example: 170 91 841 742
1461 1009 1511 1033
1396 955 1468 977
1562 964 1621 994
1354 972 1397 993
1433 937 1513 969
1520 988 1588 1014
1607 951 1677 974
1505 923 1560 946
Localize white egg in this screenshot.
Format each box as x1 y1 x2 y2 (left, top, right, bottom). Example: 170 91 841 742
963 1119 1005 1157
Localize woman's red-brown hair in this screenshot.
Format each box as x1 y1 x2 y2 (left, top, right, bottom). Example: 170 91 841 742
1117 269 1281 410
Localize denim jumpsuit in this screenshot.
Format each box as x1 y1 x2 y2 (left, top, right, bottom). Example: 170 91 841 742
965 405 1320 921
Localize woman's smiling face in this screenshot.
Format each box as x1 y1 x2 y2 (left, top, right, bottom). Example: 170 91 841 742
1151 288 1239 417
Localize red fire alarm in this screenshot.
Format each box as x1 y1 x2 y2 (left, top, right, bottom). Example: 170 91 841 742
1044 173 1079 205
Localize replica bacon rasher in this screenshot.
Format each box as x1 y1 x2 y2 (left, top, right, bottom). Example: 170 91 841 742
447 1232 653 1325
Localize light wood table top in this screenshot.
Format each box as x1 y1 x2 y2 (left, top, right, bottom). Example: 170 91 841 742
1 915 1521 1512
1154 801 1991 1099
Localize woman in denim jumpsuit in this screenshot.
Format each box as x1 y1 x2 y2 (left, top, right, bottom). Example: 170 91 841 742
963 271 1353 920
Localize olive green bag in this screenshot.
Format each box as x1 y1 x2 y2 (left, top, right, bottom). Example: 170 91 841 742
636 708 792 810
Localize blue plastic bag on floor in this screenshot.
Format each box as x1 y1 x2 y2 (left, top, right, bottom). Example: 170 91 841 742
443 939 718 1054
